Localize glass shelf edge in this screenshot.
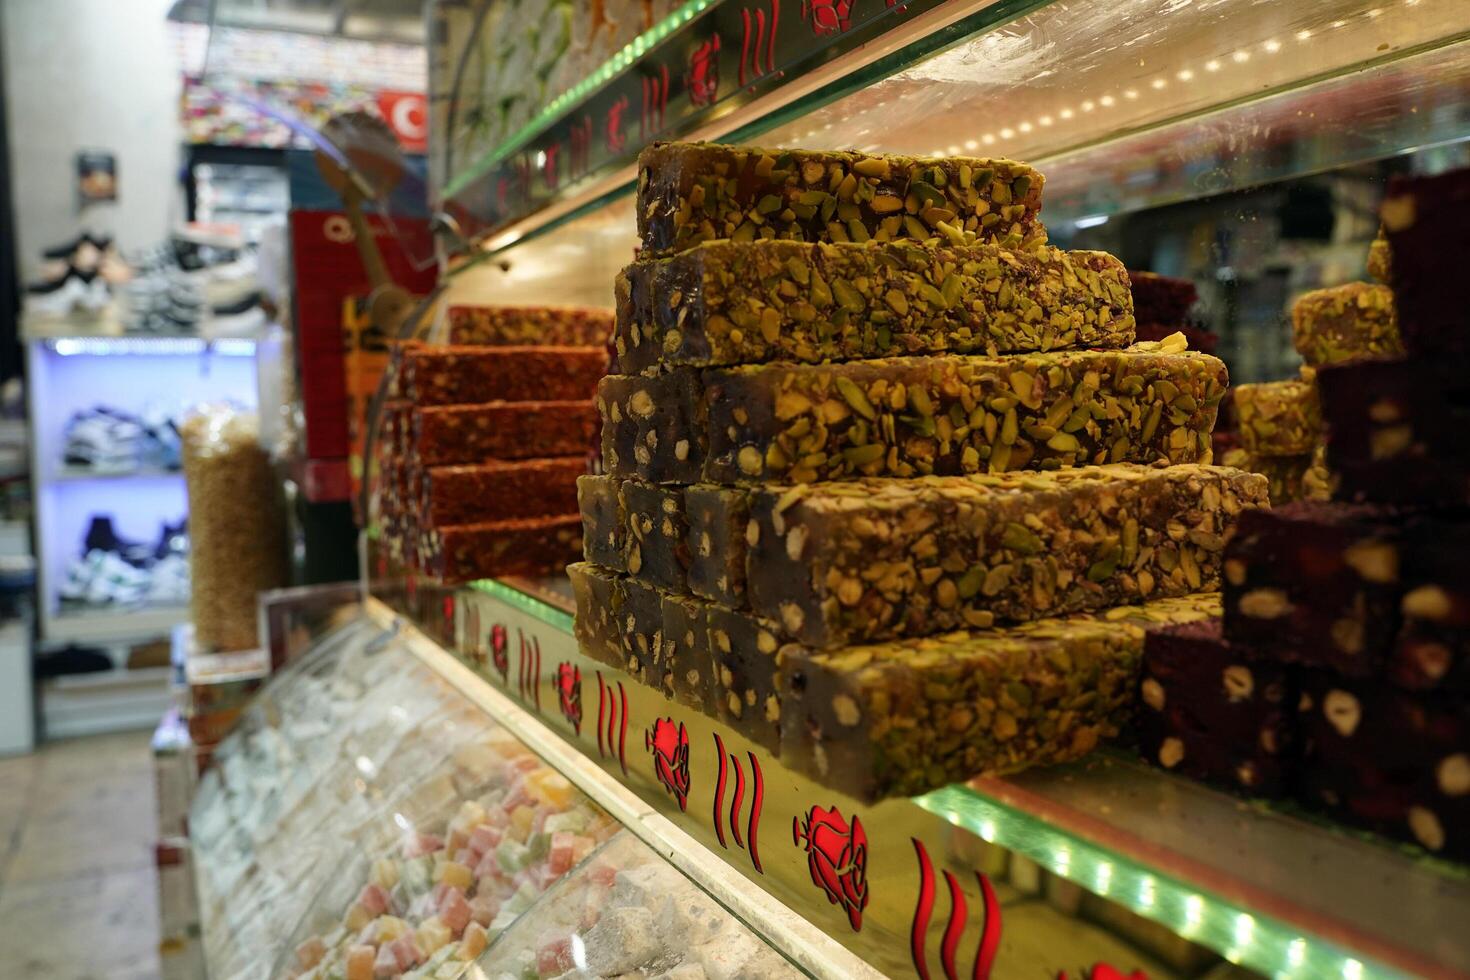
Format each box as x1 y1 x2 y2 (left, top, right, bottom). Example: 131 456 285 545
440 0 721 201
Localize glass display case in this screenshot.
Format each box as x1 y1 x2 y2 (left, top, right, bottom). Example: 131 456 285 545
204 3 1470 979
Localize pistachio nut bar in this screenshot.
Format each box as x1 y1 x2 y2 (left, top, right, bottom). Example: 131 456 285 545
1220 447 1314 505
577 474 627 572
1367 227 1391 283
1297 672 1468 861
662 592 716 709
597 371 706 484
702 341 1227 483
1289 283 1401 366
413 401 599 465
743 463 1265 648
445 304 614 347
613 239 1135 374
1139 619 1296 797
420 514 583 583
777 593 1221 801
636 142 1046 258
403 346 607 405
620 480 691 592
1223 501 1404 678
1317 356 1470 504
1392 519 1470 693
1232 380 1321 458
569 561 624 669
684 484 749 606
418 457 585 527
1380 168 1470 357
708 603 788 754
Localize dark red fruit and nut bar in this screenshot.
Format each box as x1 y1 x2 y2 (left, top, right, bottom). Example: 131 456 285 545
1380 167 1470 358
445 304 614 347
420 514 583 583
1297 670 1468 861
1224 501 1404 678
413 401 599 466
1138 619 1296 796
417 458 585 526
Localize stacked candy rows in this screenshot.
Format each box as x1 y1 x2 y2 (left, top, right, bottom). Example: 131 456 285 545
1141 167 1470 863
571 141 1265 802
376 305 612 583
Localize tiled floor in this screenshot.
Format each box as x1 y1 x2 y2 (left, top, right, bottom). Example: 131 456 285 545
0 731 161 980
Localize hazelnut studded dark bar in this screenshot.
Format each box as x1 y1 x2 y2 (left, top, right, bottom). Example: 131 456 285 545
702 341 1227 483
1317 356 1470 505
569 561 624 668
661 592 716 709
597 371 707 484
420 514 583 583
618 575 666 688
576 474 627 572
1380 168 1470 358
777 593 1221 801
418 457 585 526
1223 501 1404 677
707 603 787 754
1232 380 1321 458
445 304 614 347
614 239 1135 374
403 346 607 405
620 480 691 592
636 142 1046 259
684 485 750 607
1391 519 1470 693
413 401 599 465
1297 671 1468 860
1138 619 1296 797
1290 283 1401 367
743 463 1265 648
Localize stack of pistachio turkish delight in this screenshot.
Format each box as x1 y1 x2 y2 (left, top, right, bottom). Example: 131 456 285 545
571 142 1263 802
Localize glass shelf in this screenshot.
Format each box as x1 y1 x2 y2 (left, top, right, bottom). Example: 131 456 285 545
374 574 1470 980
434 0 1470 260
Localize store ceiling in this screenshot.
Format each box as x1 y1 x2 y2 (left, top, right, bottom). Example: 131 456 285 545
167 0 425 45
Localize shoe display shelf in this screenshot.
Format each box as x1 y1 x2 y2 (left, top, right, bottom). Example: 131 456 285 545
25 336 259 733
391 1 1470 978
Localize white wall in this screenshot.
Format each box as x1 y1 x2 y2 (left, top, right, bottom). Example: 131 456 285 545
2 0 185 281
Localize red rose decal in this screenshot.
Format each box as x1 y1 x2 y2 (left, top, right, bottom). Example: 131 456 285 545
490 623 509 681
687 34 721 107
645 717 691 811
793 805 868 931
802 0 853 35
557 662 582 733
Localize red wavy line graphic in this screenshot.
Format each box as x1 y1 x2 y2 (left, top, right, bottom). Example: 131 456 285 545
739 9 751 86
712 734 729 847
974 872 1001 980
617 682 629 775
941 870 968 980
729 756 745 848
596 672 607 757
746 752 764 872
911 838 936 980
767 2 778 72
532 638 542 711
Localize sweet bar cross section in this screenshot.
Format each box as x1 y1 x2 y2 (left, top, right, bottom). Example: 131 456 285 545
1139 165 1470 863
571 140 1265 800
372 305 612 583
